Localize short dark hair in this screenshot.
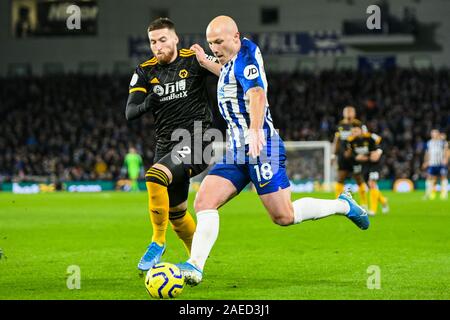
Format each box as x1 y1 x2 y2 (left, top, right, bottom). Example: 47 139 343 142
351 119 362 128
147 17 175 33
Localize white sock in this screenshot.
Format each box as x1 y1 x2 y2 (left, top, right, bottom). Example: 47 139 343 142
187 210 219 271
293 197 350 224
425 179 433 197
441 178 448 196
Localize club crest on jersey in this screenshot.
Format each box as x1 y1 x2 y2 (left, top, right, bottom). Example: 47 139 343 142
152 79 188 101
179 69 189 79
244 65 259 80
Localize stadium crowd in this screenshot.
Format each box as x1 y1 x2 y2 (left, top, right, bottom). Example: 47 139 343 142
0 67 448 183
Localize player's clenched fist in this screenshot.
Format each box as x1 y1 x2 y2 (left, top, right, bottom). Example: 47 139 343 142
190 44 208 66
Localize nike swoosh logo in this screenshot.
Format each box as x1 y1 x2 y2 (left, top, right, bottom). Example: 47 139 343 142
151 210 160 215
259 181 271 188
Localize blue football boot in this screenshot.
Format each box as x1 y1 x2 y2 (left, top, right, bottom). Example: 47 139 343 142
339 191 370 230
137 242 166 272
176 261 203 286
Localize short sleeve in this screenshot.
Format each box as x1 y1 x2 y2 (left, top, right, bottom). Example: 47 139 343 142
128 67 149 94
234 45 265 94
371 133 382 145
368 137 377 151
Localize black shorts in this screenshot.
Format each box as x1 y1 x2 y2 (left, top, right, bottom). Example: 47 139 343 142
362 162 381 182
337 155 353 172
150 135 213 207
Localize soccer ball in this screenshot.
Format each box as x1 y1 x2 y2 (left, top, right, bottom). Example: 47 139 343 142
145 262 185 299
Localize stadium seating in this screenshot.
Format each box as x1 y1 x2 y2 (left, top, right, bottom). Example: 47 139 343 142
0 67 448 183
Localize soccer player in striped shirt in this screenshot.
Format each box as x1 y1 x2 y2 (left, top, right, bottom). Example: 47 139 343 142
177 15 369 285
422 129 449 200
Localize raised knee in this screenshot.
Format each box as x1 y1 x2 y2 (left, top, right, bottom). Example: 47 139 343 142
194 194 218 212
271 213 293 226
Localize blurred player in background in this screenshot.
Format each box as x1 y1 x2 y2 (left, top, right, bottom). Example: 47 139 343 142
125 17 221 273
345 122 389 215
177 16 369 286
332 106 368 207
422 129 449 200
123 147 144 191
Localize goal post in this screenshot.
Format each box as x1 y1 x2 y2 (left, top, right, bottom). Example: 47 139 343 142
284 141 333 192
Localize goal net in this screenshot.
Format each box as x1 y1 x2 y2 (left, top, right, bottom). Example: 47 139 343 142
284 141 333 192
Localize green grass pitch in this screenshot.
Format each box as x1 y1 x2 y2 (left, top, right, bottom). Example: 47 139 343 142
0 191 449 300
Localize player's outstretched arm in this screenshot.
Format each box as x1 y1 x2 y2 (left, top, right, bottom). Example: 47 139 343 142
190 44 221 76
125 91 154 121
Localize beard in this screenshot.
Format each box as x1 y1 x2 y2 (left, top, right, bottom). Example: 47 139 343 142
156 47 176 65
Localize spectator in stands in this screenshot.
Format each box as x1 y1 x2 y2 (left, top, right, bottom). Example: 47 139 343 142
0 68 448 184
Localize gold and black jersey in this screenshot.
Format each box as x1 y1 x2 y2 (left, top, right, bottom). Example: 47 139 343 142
129 49 213 154
346 132 380 162
334 119 362 156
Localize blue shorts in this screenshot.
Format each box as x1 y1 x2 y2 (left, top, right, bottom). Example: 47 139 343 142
427 165 448 177
208 134 291 195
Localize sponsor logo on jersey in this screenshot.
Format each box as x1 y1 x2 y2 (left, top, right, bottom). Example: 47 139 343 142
355 146 369 155
339 129 352 140
244 64 259 80
152 79 188 101
153 84 165 96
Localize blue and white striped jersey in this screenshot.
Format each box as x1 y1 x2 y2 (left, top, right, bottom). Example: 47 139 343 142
426 139 448 166
217 38 276 151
